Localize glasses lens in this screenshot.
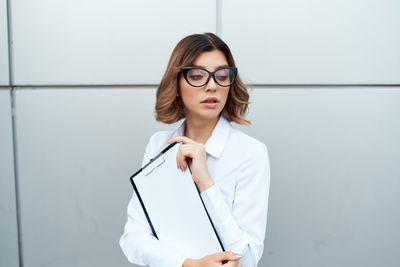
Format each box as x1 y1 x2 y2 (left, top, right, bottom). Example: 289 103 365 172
186 68 209 86
215 68 235 86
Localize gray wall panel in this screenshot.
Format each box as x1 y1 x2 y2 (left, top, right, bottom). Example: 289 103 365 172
15 88 177 267
0 89 19 267
12 0 216 85
237 87 400 267
0 0 9 85
222 0 400 84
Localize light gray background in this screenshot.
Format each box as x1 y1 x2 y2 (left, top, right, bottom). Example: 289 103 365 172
0 0 9 84
1 0 399 267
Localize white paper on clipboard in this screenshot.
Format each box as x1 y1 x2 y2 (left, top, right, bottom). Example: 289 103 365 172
130 142 224 259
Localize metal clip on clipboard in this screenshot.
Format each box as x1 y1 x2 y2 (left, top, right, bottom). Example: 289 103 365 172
142 154 166 176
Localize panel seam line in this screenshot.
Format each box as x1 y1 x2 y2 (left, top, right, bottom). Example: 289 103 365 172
7 0 24 265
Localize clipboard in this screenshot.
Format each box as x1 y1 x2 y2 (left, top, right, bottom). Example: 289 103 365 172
130 142 224 259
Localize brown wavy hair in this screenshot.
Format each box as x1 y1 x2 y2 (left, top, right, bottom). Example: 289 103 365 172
155 33 250 125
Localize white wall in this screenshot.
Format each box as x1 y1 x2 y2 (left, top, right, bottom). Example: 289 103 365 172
11 0 216 85
240 88 400 267
1 0 400 266
0 0 9 84
0 89 19 267
14 88 173 267
222 0 400 84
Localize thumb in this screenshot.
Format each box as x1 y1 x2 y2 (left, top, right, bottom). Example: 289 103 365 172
216 251 242 262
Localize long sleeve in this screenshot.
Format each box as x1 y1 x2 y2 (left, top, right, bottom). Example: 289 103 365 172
200 143 270 267
119 142 187 267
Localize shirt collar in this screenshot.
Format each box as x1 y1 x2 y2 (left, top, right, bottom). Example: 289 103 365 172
172 115 232 159
205 116 232 158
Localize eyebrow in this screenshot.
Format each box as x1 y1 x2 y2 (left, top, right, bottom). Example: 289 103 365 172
192 64 229 69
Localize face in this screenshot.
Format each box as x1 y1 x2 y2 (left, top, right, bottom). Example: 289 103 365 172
179 50 230 122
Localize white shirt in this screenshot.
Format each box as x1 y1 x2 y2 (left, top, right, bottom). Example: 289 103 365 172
120 115 271 267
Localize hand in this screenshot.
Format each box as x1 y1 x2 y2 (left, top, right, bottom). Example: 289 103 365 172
182 251 242 267
168 136 215 192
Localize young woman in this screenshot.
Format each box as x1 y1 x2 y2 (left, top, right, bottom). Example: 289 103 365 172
120 33 270 267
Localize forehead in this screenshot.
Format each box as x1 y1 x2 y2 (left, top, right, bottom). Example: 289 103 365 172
192 50 228 70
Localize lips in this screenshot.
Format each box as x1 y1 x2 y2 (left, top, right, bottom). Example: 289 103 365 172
201 97 220 109
201 97 219 104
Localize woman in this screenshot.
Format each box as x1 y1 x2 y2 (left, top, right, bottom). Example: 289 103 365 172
120 33 270 267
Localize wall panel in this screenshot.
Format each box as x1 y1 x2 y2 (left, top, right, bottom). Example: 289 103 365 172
12 0 216 85
15 88 177 267
238 87 400 267
222 0 400 84
0 0 9 85
0 89 19 267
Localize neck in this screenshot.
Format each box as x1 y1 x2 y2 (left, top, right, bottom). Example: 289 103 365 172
184 115 220 144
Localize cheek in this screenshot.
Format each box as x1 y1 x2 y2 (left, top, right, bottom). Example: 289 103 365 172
221 88 230 104
179 78 195 104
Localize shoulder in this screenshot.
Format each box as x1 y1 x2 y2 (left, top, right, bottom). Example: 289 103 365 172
227 127 270 181
229 127 268 156
222 126 269 169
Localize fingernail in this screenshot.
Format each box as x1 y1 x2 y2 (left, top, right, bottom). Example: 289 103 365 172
233 253 242 259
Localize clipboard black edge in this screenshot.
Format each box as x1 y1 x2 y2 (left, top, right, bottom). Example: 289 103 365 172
129 142 225 253
130 180 158 239
190 166 226 252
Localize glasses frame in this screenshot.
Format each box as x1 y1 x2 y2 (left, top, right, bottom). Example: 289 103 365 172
181 66 238 87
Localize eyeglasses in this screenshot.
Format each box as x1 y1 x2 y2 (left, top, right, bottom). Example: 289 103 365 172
181 66 237 87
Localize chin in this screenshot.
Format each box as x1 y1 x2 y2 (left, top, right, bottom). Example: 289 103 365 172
199 110 222 121
184 106 224 122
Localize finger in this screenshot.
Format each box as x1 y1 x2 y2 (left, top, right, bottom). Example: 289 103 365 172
177 145 188 171
168 136 196 145
176 151 184 171
179 144 195 159
176 153 181 170
216 251 241 262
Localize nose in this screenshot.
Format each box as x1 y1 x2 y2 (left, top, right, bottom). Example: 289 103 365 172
205 75 217 91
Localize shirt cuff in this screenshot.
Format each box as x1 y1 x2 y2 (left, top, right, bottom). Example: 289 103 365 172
200 185 248 253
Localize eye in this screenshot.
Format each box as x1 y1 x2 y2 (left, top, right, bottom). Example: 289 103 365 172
216 75 228 81
189 74 204 80
215 69 230 82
